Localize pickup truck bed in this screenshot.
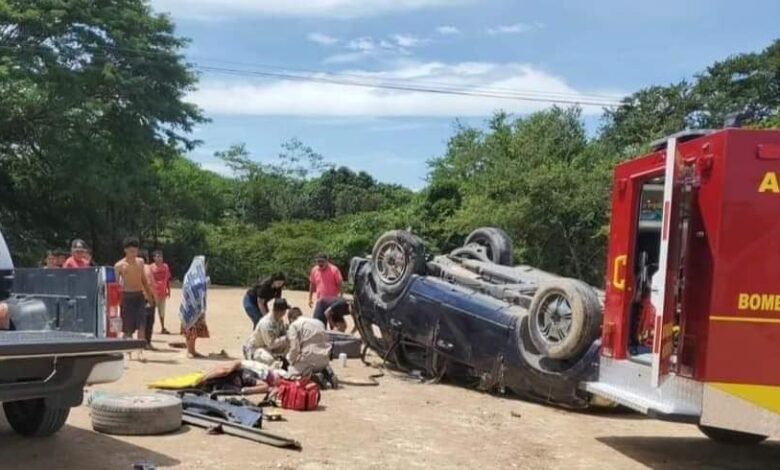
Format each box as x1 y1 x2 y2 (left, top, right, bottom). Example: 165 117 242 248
0 331 143 358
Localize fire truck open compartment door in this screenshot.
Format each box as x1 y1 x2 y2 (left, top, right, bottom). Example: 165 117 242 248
650 137 686 387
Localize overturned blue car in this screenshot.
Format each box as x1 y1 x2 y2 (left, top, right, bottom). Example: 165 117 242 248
349 228 603 408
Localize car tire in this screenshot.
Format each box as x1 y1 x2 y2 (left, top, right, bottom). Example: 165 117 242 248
371 230 426 298
528 278 602 360
698 425 768 445
91 393 182 436
463 227 513 266
3 399 70 437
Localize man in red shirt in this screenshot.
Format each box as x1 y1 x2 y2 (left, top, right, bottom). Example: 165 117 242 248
308 253 343 308
149 250 172 334
62 239 91 269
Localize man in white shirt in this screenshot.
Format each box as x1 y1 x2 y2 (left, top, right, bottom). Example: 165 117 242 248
286 307 332 377
244 298 289 365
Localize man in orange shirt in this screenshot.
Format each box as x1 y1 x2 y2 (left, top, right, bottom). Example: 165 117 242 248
62 239 91 268
308 253 343 309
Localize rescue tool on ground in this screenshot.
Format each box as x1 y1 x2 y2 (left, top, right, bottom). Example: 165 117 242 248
350 127 780 444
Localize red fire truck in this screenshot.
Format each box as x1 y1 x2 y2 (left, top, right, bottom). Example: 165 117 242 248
351 127 780 444
586 127 780 443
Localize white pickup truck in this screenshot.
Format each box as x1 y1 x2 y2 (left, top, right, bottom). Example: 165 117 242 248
0 231 143 436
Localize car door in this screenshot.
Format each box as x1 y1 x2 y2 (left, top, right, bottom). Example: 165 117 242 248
387 277 440 347
424 279 515 370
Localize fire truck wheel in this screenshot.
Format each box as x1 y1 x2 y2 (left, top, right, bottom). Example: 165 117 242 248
463 227 513 266
698 425 768 445
371 230 426 298
528 279 602 360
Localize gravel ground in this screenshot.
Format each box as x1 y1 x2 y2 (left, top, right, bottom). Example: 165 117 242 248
1 287 778 469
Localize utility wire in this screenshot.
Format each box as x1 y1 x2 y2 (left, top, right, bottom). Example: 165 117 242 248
0 40 625 107
190 55 625 102
194 64 622 107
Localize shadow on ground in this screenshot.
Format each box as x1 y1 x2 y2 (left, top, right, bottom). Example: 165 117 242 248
598 435 780 469
0 412 180 469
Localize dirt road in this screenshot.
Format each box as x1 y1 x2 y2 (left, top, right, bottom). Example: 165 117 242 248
1 288 778 469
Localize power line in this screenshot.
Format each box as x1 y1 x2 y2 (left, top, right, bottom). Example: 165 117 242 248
0 40 625 107
193 65 622 107
190 55 625 102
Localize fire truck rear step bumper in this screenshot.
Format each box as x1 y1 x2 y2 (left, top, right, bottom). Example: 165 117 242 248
583 357 703 422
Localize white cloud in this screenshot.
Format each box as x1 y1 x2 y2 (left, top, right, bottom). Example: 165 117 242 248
307 32 339 46
191 61 622 118
323 52 371 64
325 34 423 63
346 37 378 52
487 22 544 35
392 34 425 48
435 25 461 35
152 0 467 19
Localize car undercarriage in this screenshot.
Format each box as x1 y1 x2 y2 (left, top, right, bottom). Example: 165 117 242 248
349 227 604 408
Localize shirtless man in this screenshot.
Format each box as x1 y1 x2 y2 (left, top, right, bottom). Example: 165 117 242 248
115 237 155 345
0 302 9 330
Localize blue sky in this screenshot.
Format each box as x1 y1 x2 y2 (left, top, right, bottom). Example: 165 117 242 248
150 0 780 189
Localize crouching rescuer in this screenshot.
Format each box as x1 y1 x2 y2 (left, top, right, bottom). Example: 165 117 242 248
243 298 290 365
286 307 331 377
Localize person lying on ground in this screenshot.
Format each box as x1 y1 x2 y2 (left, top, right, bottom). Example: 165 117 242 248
244 298 290 365
243 272 286 328
201 360 282 395
312 297 351 332
149 360 283 395
308 254 342 308
286 307 332 377
115 237 155 346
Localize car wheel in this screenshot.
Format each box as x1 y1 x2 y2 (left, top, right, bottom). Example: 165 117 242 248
528 278 602 360
698 425 768 444
3 399 70 437
463 227 513 266
371 230 426 298
91 393 182 436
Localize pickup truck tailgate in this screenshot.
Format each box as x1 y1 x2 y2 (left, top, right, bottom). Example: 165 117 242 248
0 331 144 358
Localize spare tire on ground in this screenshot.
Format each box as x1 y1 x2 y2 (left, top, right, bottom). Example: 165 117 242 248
371 230 426 298
463 227 514 266
528 278 602 360
91 393 182 436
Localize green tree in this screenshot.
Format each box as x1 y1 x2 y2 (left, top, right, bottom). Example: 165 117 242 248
599 83 697 157
427 108 612 284
693 40 780 127
0 0 203 261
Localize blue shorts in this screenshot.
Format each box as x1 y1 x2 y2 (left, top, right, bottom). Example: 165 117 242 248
243 294 262 327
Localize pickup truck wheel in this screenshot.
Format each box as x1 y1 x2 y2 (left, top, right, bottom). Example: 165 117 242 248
463 227 513 266
371 230 426 298
3 399 70 437
698 425 768 444
528 279 602 360
91 393 182 435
